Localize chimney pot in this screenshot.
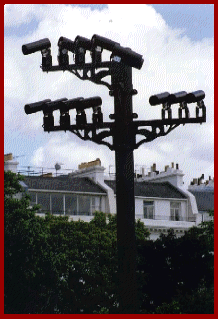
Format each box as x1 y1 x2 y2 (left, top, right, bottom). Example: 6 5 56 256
165 165 169 172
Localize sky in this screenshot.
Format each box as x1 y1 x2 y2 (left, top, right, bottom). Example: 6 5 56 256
4 4 214 188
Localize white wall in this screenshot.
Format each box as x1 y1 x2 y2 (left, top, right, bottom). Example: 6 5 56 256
4 160 19 173
135 197 187 221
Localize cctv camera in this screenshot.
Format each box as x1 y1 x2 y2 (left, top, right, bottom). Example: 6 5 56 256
168 91 187 105
24 99 51 114
57 36 75 53
76 96 102 112
149 92 170 106
22 38 51 55
91 34 119 52
186 90 205 103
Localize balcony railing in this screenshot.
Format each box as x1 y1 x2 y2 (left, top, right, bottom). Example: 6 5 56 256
135 214 195 222
37 210 94 216
35 211 195 222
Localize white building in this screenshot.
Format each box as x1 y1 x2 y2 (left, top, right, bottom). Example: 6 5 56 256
4 154 202 240
188 175 214 222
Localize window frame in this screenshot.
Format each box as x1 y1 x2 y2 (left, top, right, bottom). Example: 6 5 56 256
143 200 154 219
170 201 181 221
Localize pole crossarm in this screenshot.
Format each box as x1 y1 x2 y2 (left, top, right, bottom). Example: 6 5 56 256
42 62 112 90
70 127 114 150
43 114 206 150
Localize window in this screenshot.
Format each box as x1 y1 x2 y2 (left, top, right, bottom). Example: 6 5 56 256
28 192 36 206
78 195 91 215
51 193 64 215
37 193 50 213
91 196 101 213
65 194 77 215
28 192 102 216
143 201 154 219
170 202 181 221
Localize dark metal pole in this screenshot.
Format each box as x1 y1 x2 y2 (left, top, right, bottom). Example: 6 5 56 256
111 61 137 313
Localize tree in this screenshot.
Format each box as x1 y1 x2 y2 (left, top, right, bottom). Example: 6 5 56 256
4 171 48 313
137 217 214 314
5 170 213 314
4 171 150 314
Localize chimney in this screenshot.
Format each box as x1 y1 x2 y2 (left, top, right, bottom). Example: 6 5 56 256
171 162 174 168
71 158 105 183
4 153 13 161
165 165 169 172
41 173 53 178
176 163 179 170
78 158 101 170
4 153 19 173
152 163 156 172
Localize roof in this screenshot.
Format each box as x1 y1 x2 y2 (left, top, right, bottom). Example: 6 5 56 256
23 176 188 199
104 180 187 199
24 176 107 194
189 190 214 212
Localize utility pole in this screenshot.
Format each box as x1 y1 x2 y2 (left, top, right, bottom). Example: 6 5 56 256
111 61 137 312
22 34 206 314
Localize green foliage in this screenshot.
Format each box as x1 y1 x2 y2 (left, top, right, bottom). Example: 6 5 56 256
154 301 182 314
4 171 214 314
93 307 110 314
137 223 214 314
4 170 24 197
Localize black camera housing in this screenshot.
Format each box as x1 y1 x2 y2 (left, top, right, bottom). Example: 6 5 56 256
24 99 51 114
57 36 75 52
91 34 144 69
186 90 205 103
22 38 51 55
149 92 170 106
168 91 187 105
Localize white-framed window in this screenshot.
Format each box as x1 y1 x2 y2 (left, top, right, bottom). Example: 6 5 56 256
91 196 101 214
170 202 181 221
28 191 37 206
143 201 154 219
65 194 77 215
28 191 103 216
51 193 64 215
37 193 50 213
77 195 91 215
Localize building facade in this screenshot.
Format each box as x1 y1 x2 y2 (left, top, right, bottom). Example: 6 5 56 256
188 175 214 222
4 154 203 240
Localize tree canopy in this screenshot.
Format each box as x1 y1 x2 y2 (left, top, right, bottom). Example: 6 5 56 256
4 171 214 314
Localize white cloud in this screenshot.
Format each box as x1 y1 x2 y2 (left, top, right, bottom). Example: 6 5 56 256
4 4 35 27
4 4 214 185
30 133 114 173
31 146 44 166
